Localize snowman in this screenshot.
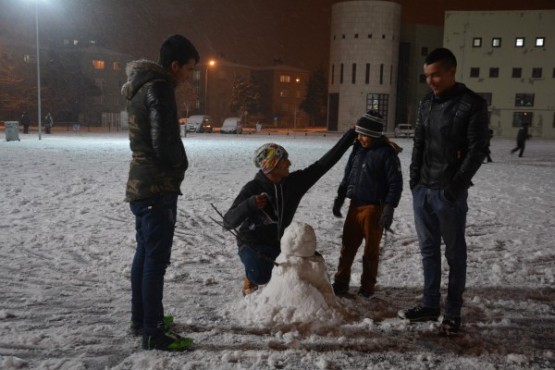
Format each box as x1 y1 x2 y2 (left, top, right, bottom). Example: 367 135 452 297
244 221 350 325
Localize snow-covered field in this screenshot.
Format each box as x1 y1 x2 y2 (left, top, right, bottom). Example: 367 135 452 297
1 130 554 370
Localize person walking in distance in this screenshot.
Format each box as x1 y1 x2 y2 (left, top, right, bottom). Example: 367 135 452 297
510 122 530 157
398 48 489 335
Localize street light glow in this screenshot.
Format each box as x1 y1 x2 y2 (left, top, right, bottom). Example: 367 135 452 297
204 59 216 114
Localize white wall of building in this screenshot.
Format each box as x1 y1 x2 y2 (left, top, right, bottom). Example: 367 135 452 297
444 10 555 139
328 0 401 132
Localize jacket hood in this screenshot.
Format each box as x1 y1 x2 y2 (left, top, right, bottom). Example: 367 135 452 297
121 59 175 100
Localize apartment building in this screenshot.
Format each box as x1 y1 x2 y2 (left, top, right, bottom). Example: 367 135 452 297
444 10 555 139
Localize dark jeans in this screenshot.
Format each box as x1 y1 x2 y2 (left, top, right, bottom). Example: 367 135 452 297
511 141 526 157
130 194 178 335
239 244 280 285
412 185 468 318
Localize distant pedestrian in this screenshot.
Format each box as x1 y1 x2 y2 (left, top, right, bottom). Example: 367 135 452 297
20 112 30 134
484 129 493 163
510 123 530 157
44 113 54 134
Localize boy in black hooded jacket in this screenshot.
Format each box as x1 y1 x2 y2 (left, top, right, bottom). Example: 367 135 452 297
224 128 357 295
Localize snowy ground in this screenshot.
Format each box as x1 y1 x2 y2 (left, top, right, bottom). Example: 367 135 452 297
0 130 554 370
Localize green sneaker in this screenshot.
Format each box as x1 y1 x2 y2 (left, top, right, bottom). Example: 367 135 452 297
142 329 193 351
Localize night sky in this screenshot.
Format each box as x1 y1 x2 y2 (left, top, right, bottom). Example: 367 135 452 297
1 0 553 71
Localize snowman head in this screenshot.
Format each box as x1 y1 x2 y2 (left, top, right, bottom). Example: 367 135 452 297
280 221 317 257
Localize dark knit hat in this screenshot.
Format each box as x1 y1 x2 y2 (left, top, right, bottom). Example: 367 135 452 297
355 110 384 138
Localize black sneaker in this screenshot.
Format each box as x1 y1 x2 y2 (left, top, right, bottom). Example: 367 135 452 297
357 288 374 298
142 329 193 351
130 315 175 337
398 305 440 322
440 317 461 335
332 281 349 296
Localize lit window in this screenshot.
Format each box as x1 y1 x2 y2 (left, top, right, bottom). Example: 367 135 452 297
513 112 532 127
515 93 534 107
472 38 482 47
112 62 122 71
279 75 291 83
535 37 545 47
92 59 105 70
515 38 525 47
23 54 32 63
280 90 289 98
366 93 389 121
492 38 501 48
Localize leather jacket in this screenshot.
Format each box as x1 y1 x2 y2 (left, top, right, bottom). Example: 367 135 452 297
409 83 489 197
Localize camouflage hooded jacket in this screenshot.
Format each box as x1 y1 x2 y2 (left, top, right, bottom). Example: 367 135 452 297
121 60 188 202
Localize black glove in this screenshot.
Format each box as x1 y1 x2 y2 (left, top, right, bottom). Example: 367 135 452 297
333 195 345 218
379 204 394 230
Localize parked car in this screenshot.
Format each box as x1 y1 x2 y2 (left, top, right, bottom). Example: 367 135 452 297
182 115 213 133
196 119 213 133
220 117 243 134
394 123 415 138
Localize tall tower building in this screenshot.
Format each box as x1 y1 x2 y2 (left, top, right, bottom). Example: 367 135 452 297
328 0 401 132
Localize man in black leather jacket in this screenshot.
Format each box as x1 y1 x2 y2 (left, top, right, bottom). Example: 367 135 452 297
398 48 489 335
122 35 199 351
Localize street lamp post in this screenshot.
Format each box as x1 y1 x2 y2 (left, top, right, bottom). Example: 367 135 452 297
34 0 42 140
203 59 216 114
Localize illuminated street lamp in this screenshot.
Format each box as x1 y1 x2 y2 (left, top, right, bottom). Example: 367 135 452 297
204 59 216 114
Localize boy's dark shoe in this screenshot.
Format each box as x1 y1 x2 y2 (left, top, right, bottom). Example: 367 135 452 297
439 317 461 335
332 281 349 296
356 287 374 298
398 305 440 322
242 277 258 296
142 327 193 351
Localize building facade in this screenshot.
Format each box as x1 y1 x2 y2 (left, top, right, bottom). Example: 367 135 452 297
328 0 401 132
444 10 555 139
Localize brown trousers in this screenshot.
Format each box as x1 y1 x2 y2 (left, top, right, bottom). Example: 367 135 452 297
334 203 384 292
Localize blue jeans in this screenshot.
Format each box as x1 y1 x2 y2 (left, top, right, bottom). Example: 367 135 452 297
130 194 178 335
239 244 280 285
412 185 468 318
